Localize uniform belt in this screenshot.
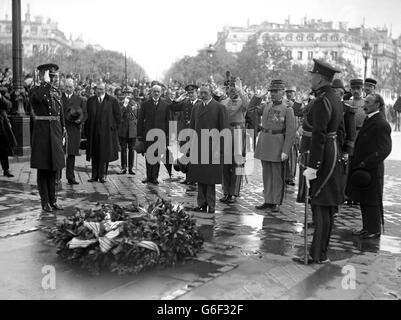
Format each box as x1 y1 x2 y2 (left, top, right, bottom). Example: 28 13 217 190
34 116 60 121
261 128 285 134
303 130 337 138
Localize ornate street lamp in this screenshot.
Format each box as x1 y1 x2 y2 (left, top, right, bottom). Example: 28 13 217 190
362 41 372 81
206 44 215 80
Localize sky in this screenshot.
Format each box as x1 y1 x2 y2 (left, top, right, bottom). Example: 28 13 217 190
1 0 401 80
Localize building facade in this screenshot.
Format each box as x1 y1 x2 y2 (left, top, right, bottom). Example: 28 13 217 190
0 5 85 57
217 19 401 86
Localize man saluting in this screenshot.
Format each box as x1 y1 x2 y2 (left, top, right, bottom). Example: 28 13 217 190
29 64 65 214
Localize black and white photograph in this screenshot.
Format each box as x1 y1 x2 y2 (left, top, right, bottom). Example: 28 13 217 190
1 0 401 305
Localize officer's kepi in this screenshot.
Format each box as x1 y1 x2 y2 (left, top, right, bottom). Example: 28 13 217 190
37 63 59 75
309 59 341 77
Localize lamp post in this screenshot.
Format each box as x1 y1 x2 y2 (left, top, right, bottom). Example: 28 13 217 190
206 44 215 81
362 41 372 81
11 0 31 157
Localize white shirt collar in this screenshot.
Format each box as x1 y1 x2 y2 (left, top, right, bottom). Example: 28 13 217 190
203 97 213 106
367 110 380 119
99 94 105 102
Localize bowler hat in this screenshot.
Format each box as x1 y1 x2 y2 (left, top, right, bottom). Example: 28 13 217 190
332 79 346 91
350 169 372 188
309 59 341 78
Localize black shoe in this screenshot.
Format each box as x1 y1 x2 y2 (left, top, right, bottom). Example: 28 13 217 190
88 178 98 182
360 232 381 239
68 179 79 185
255 203 271 210
51 203 64 210
150 180 159 185
4 170 14 178
99 177 107 183
208 207 215 213
128 169 135 175
142 178 150 183
193 205 207 212
271 205 280 213
220 195 229 203
352 229 367 236
292 256 315 265
226 196 236 204
42 203 53 213
118 169 127 175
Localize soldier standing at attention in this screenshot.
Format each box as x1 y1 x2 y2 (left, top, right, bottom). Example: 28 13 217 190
29 64 65 214
295 59 344 264
253 79 296 213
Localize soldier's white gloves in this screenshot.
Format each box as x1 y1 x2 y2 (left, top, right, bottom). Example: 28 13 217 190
303 167 318 188
43 70 51 83
281 152 288 161
123 97 129 107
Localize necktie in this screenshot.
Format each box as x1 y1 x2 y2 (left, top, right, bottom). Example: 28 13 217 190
99 97 102 104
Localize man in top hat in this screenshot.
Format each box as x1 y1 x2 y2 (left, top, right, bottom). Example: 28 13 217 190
296 59 344 264
29 63 65 214
118 87 138 175
345 93 391 239
62 78 86 185
253 79 296 213
219 77 249 203
170 84 201 184
85 81 121 183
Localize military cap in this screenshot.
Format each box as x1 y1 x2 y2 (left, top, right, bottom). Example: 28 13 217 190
268 79 285 91
37 63 59 75
350 79 363 88
185 84 199 92
309 59 341 78
350 169 372 188
332 79 346 91
364 78 377 86
285 86 297 92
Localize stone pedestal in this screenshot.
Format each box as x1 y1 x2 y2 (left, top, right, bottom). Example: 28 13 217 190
11 115 31 157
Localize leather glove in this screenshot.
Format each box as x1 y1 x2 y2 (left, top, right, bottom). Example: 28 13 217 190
281 152 288 162
303 167 318 188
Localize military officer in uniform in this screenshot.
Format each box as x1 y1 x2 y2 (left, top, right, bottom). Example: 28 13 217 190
220 77 249 203
29 64 65 214
364 78 377 97
295 59 344 264
170 84 200 184
253 80 296 213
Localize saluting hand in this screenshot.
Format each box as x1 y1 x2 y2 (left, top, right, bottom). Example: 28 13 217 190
43 70 51 83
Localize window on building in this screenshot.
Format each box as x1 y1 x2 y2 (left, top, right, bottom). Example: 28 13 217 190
273 34 280 41
233 34 237 39
287 50 292 59
297 51 303 60
5 24 12 33
373 59 378 68
320 34 328 41
308 51 313 60
32 44 38 53
374 44 378 54
285 34 293 41
31 25 38 34
306 34 314 41
331 35 339 41
331 51 338 60
296 34 304 41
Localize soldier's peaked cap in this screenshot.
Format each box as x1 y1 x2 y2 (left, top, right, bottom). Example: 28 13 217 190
364 78 377 86
185 84 199 92
309 59 341 77
350 79 364 87
37 63 59 74
268 79 285 91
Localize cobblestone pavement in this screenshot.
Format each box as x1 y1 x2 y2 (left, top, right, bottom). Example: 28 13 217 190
0 134 401 299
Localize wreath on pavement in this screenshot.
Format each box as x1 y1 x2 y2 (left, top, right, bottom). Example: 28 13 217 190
48 199 204 275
